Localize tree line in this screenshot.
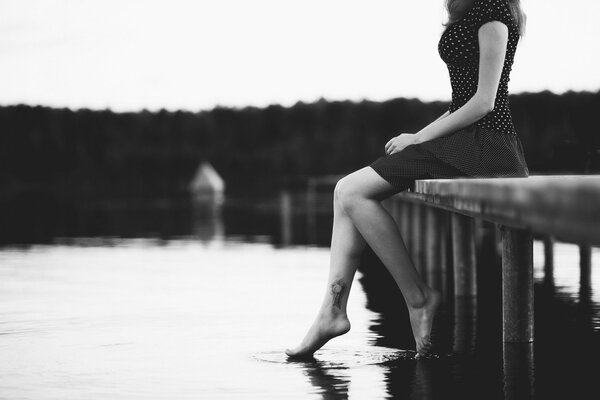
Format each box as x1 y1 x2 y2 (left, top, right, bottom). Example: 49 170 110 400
1 90 598 198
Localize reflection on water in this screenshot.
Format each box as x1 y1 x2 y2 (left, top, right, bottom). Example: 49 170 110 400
503 343 535 400
0 192 598 399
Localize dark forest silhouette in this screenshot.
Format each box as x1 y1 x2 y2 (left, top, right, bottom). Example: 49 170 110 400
1 90 599 198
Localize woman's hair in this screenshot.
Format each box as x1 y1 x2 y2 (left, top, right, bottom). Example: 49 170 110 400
444 0 526 36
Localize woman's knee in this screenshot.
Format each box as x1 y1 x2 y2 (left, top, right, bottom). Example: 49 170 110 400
334 174 364 214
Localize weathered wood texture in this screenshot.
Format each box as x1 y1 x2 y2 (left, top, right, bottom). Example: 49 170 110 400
501 227 534 343
411 204 426 275
503 343 535 400
380 175 596 344
412 175 600 245
425 208 449 294
452 213 477 297
580 243 592 287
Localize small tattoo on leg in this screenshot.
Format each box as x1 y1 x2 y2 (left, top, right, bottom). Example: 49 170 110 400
330 279 347 309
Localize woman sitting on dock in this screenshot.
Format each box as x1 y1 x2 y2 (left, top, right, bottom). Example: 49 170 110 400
286 0 529 358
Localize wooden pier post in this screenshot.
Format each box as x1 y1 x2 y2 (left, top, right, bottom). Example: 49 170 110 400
412 204 425 274
438 211 451 299
503 342 535 400
542 236 555 287
453 296 477 355
580 243 592 288
452 213 477 297
501 227 534 343
425 208 449 293
398 201 410 248
543 236 554 271
479 220 501 264
425 208 440 289
404 202 414 258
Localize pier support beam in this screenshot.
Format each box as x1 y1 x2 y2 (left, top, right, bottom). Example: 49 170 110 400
501 227 534 343
438 211 451 298
542 236 554 271
542 236 555 288
453 296 477 355
503 342 535 400
398 201 411 249
452 213 477 297
425 208 441 290
580 243 592 288
412 204 426 275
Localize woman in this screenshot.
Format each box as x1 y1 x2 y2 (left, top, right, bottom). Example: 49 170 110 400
286 0 528 358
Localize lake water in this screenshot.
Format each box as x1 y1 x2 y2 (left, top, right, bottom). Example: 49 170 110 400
0 193 598 399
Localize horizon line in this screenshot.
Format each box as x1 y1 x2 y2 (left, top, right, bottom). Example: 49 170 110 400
1 88 599 115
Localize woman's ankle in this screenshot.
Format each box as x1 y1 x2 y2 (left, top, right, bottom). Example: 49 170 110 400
319 304 348 319
406 286 436 309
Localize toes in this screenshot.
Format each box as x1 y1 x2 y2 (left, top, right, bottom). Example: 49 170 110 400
417 341 432 357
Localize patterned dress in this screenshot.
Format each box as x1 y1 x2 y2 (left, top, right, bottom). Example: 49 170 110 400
369 0 529 191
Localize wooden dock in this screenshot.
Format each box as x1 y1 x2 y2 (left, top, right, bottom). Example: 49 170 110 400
388 174 600 343
300 174 599 343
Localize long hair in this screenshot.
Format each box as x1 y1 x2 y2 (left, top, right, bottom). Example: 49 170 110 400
444 0 526 36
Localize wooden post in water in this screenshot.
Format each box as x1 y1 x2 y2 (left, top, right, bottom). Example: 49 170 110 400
453 296 477 355
418 204 429 277
479 220 501 264
438 211 451 299
501 227 534 343
542 235 555 287
580 243 592 288
425 208 439 289
399 201 411 248
503 342 535 400
452 213 477 297
412 203 424 273
404 202 414 258
543 236 554 271
452 212 478 354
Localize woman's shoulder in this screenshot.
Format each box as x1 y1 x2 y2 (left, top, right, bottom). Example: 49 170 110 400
468 0 515 29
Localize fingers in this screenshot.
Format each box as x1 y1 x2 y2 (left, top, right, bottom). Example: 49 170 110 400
385 138 396 155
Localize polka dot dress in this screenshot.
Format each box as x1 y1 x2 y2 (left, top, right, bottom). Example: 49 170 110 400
439 0 519 135
370 0 528 192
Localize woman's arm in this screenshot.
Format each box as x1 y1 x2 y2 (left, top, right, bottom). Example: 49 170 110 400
386 21 509 154
413 21 508 144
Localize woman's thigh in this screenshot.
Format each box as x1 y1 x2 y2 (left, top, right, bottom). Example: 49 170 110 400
337 166 406 202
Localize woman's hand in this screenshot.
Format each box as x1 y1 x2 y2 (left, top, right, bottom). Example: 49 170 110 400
385 133 417 155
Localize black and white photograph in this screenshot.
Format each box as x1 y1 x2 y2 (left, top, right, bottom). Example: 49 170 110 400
1 0 599 399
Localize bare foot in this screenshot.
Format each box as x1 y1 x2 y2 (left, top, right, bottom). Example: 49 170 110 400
285 311 351 359
408 288 441 357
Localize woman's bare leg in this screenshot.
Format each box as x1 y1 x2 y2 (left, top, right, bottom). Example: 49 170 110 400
285 181 367 358
335 166 440 356
286 166 439 358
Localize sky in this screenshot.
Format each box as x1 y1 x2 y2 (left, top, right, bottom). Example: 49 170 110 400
1 0 599 112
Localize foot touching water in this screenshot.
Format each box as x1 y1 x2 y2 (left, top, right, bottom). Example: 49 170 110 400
285 310 351 359
408 288 441 357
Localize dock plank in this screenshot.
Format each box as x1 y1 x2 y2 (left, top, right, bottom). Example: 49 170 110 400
408 175 600 245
